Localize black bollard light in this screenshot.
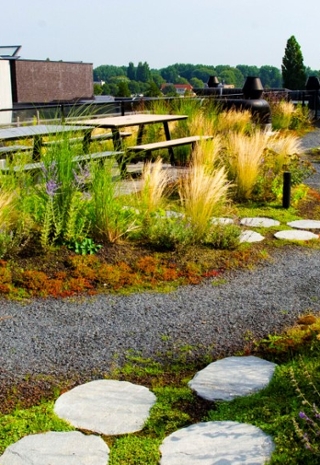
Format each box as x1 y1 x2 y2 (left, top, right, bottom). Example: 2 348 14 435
282 171 291 209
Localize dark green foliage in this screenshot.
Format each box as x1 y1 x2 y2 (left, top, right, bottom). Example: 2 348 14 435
282 36 307 90
117 81 131 97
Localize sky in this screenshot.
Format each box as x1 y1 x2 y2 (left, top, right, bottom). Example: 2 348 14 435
2 0 320 71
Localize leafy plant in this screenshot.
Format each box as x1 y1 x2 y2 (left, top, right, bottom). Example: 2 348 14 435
144 216 194 250
204 223 241 249
68 237 102 255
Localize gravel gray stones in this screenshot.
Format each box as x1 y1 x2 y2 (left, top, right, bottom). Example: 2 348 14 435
159 421 275 465
188 355 277 401
274 230 319 241
0 431 110 465
1 246 320 382
54 379 156 435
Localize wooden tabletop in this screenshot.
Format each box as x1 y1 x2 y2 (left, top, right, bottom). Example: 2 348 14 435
75 114 188 129
0 124 94 142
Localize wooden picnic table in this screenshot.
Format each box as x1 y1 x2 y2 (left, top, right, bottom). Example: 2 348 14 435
73 114 189 173
0 124 94 161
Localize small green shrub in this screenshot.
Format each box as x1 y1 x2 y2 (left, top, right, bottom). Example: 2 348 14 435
204 223 241 249
144 216 194 250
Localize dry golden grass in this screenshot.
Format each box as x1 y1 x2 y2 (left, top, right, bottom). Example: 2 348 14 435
178 163 230 241
225 131 270 200
187 111 216 136
267 131 302 172
140 158 171 214
192 137 223 173
0 191 16 230
215 109 252 134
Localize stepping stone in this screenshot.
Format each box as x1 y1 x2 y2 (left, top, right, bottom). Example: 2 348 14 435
239 230 265 243
159 421 274 465
240 217 280 227
188 356 277 401
287 219 320 230
211 217 234 225
274 229 319 241
0 431 109 465
54 379 156 435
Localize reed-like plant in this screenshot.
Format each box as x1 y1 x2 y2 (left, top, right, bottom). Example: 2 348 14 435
224 130 269 201
191 137 222 173
178 161 230 242
271 100 295 130
89 159 139 243
215 109 252 134
267 131 302 173
138 158 172 216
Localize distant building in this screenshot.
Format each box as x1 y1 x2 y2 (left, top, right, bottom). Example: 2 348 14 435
0 45 93 119
160 83 194 95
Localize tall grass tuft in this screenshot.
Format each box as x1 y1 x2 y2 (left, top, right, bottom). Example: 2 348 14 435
267 131 302 173
271 100 295 130
224 130 269 201
89 159 139 243
179 161 229 242
192 137 222 173
139 158 171 216
215 109 252 134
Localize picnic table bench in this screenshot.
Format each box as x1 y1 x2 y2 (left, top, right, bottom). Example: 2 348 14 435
127 135 214 163
73 114 214 175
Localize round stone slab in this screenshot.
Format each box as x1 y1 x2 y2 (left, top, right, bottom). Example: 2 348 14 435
159 421 274 465
54 379 156 435
274 230 319 241
287 219 320 230
188 356 277 401
240 217 280 227
0 431 109 465
239 230 265 243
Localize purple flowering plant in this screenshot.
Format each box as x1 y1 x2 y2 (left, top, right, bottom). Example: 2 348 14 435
290 362 320 454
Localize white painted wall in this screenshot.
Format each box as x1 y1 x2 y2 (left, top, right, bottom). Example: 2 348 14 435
0 60 13 124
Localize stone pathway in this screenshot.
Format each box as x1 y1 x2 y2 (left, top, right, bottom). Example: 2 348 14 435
0 355 277 464
159 421 275 465
188 355 277 401
0 431 110 465
54 379 156 435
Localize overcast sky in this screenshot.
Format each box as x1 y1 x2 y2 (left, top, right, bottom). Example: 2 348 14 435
2 0 320 70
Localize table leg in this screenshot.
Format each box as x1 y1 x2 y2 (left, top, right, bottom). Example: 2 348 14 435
163 121 175 165
82 129 92 153
112 128 127 178
136 124 145 145
33 135 43 162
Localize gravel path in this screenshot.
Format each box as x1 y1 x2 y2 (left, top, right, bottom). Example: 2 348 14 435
1 127 320 383
1 247 320 382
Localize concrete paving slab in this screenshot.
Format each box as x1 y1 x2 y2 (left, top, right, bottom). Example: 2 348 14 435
239 230 265 243
240 217 280 227
0 431 109 465
159 421 275 465
274 229 319 241
54 379 156 435
287 219 320 230
188 356 277 401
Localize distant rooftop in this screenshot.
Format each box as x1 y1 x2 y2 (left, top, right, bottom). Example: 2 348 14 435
0 45 21 59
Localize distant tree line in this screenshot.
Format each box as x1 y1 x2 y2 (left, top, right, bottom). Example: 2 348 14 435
93 38 320 97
